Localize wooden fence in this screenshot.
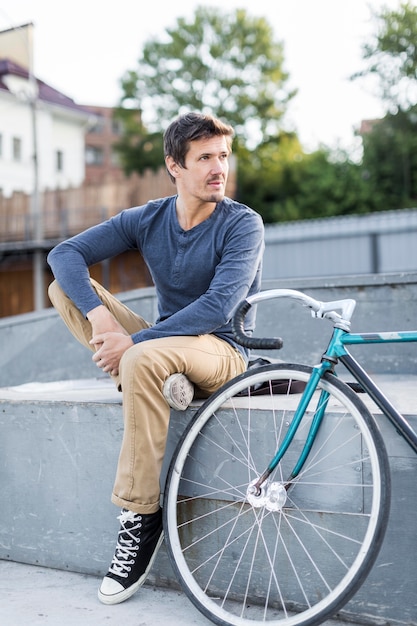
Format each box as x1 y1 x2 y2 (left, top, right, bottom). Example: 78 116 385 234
0 168 177 243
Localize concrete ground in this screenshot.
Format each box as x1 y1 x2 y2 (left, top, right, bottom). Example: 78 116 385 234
1 560 371 626
1 559 209 626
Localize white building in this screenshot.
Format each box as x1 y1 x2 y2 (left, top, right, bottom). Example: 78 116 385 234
0 24 92 197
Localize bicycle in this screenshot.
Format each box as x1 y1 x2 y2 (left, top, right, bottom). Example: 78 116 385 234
162 288 417 626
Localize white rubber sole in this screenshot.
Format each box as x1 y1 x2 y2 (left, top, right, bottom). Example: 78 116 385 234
163 373 194 411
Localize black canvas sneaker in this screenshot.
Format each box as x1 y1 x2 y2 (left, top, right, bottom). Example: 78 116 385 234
98 508 163 605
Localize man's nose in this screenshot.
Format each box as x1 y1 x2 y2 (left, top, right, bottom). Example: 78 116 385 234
211 158 226 173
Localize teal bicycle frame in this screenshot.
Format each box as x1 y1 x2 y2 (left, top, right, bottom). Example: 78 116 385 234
241 295 417 492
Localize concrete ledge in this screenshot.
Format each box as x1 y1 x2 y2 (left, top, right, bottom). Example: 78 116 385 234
0 377 416 624
0 379 199 590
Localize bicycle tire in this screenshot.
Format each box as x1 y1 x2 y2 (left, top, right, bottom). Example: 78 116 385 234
163 363 391 626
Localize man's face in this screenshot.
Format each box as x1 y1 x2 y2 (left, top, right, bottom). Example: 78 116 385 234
169 135 230 205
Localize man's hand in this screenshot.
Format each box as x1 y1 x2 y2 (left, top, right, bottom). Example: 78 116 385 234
91 332 134 376
87 305 133 376
87 304 127 337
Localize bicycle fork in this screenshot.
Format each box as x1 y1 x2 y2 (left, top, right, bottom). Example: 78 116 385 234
247 360 335 511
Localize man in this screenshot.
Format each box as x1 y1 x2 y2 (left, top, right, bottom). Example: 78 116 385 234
47 111 264 605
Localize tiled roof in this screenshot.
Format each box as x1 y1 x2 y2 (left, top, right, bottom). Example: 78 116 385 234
0 57 90 115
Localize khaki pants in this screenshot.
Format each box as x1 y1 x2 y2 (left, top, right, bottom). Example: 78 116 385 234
48 279 246 514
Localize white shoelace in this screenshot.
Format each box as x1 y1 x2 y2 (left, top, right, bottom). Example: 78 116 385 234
108 510 142 578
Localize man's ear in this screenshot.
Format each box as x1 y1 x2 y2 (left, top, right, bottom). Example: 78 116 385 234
165 156 180 179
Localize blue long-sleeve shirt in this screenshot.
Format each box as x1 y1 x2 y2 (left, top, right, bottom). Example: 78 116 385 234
47 195 265 361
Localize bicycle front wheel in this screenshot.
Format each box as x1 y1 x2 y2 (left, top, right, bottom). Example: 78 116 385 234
163 363 391 626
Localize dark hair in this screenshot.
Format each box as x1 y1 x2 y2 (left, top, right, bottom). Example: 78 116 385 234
163 112 234 183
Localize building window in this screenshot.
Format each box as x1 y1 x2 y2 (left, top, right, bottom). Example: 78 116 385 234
89 117 106 134
86 145 104 165
12 137 22 161
56 150 64 172
111 118 123 135
110 148 121 166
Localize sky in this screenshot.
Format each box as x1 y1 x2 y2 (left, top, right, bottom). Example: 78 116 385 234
0 0 405 154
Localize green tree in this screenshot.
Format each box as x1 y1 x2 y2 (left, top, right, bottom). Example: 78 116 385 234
354 1 417 211
286 151 375 220
240 147 373 223
361 107 417 209
115 5 295 174
355 1 417 112
236 132 304 222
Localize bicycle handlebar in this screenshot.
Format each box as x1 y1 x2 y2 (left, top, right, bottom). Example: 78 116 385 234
232 299 284 350
232 288 357 351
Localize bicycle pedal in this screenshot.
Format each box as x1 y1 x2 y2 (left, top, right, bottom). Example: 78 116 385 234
346 381 365 393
